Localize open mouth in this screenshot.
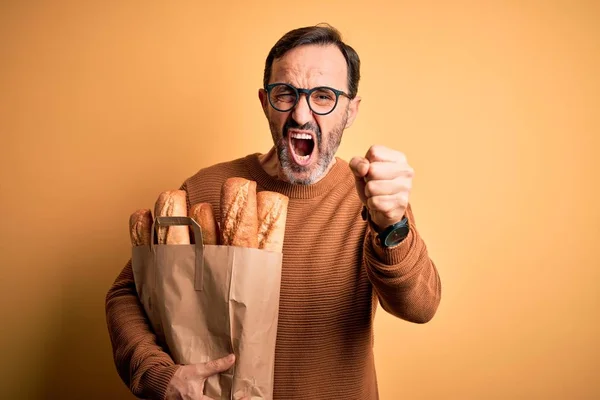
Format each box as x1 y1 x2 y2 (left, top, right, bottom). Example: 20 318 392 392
288 131 315 166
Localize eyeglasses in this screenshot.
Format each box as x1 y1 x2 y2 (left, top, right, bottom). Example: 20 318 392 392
265 83 350 116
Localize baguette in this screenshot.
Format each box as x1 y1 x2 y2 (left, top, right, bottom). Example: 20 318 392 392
257 191 289 253
129 208 153 246
154 190 190 244
189 202 220 245
220 177 258 248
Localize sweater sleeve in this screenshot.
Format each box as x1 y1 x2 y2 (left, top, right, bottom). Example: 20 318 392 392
104 181 191 399
105 260 180 400
363 203 442 323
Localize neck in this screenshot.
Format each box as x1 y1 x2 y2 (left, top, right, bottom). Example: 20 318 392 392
258 146 337 184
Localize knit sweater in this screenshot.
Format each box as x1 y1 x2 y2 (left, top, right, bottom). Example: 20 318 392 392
105 153 442 400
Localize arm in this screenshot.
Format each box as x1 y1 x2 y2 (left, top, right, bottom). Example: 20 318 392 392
106 180 241 400
350 145 442 323
105 260 180 400
363 203 441 323
104 181 191 399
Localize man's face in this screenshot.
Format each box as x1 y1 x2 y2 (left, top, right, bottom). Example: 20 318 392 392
259 44 360 185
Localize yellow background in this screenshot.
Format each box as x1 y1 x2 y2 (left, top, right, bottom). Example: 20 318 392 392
1 1 598 399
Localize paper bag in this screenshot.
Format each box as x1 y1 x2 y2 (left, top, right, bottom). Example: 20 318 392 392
132 216 283 399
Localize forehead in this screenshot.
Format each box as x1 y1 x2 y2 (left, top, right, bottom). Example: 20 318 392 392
270 44 348 90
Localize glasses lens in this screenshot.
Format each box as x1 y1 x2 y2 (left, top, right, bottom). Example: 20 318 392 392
269 84 297 111
309 88 337 114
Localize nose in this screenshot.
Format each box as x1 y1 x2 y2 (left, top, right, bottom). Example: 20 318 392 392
291 93 313 126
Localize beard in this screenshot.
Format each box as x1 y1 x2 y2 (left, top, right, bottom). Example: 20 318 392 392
268 112 347 185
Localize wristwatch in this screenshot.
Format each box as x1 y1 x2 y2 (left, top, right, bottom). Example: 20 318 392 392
361 206 410 248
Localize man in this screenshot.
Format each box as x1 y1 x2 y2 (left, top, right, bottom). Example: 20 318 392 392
105 24 441 400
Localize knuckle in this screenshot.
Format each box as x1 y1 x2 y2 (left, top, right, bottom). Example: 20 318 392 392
397 194 409 208
368 163 382 178
370 196 390 211
366 146 376 159
396 177 412 191
365 181 377 197
367 144 382 160
397 164 413 179
206 358 225 372
367 197 379 210
205 360 218 371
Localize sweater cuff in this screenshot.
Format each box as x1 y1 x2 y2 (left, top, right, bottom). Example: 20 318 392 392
361 205 413 266
365 220 423 279
142 364 181 400
368 224 414 266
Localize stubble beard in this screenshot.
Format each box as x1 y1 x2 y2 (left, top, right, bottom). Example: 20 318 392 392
269 114 347 185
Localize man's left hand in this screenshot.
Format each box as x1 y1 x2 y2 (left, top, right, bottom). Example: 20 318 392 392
349 145 413 231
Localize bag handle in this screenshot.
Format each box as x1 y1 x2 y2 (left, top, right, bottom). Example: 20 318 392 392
150 216 205 291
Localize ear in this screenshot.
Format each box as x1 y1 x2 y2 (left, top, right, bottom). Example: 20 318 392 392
258 88 269 117
344 95 361 129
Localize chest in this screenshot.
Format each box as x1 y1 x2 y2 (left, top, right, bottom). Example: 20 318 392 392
278 193 367 295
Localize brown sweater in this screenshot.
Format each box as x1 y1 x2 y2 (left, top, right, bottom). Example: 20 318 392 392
105 153 442 400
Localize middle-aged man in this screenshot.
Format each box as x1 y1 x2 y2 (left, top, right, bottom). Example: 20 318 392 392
105 24 442 400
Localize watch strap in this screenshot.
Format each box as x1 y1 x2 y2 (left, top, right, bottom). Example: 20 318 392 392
361 206 409 247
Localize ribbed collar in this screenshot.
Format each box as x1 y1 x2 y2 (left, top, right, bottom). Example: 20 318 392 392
244 153 351 199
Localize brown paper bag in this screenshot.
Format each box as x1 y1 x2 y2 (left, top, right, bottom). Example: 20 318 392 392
132 216 282 399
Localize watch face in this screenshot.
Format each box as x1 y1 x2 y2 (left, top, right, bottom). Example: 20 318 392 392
384 226 410 247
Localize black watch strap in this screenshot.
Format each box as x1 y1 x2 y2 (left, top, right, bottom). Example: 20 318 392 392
361 206 410 247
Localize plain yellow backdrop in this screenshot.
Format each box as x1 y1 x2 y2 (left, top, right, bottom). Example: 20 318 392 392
1 1 598 399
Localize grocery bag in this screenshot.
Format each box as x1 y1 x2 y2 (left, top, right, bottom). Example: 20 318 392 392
132 216 282 399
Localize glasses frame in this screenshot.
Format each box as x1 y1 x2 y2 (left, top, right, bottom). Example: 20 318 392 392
265 83 351 116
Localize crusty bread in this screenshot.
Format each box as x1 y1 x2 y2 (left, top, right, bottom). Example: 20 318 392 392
189 202 220 245
257 191 289 253
129 208 153 246
154 190 190 244
220 177 259 248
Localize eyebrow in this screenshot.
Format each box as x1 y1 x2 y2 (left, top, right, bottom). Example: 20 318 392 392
278 82 334 89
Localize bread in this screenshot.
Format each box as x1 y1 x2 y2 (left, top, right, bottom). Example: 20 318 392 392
154 190 190 244
220 177 259 248
257 191 289 253
129 208 153 246
189 202 220 245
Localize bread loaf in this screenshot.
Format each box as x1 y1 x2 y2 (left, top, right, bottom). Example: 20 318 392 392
257 191 289 253
129 208 153 246
189 202 220 245
154 190 190 244
220 177 259 248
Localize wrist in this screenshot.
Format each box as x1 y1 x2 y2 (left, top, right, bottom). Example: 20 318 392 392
362 206 409 248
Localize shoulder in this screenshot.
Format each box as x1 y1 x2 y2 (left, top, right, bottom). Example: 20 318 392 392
334 157 354 180
192 156 251 178
180 154 256 205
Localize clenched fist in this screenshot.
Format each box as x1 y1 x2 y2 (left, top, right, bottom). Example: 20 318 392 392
165 354 245 400
349 145 413 230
